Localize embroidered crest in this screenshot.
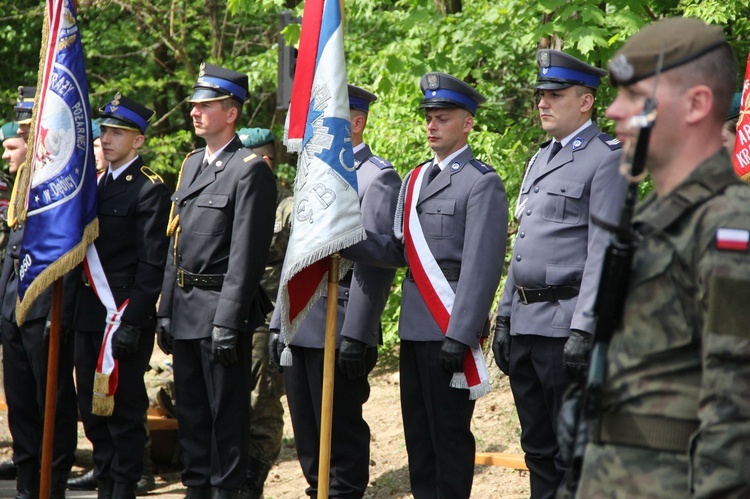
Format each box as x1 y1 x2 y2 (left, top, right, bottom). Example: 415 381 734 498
609 54 634 82
572 137 584 150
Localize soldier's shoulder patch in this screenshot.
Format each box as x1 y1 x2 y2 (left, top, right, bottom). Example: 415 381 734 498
715 227 750 251
140 166 164 184
469 158 494 174
370 155 393 170
598 133 622 151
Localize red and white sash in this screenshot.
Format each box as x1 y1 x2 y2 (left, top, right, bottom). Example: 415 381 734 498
402 164 490 400
82 244 129 416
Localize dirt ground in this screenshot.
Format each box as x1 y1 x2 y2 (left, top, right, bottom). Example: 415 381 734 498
0 347 531 498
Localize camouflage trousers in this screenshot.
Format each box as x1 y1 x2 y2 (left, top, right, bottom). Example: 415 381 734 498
577 442 689 498
249 330 285 465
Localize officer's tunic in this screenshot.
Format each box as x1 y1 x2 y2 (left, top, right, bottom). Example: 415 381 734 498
578 150 750 498
0 225 77 473
345 145 508 497
496 123 624 498
73 156 170 484
158 135 276 490
275 144 401 497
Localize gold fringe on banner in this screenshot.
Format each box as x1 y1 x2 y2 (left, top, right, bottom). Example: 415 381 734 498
92 371 114 416
15 219 99 325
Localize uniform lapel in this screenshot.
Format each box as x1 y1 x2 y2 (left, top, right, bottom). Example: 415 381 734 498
418 146 473 203
181 136 240 198
99 158 142 201
534 123 599 180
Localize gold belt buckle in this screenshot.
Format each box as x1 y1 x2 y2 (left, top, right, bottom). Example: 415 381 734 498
177 269 185 287
518 287 529 305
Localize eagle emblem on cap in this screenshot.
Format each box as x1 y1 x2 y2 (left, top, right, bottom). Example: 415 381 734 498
609 54 634 82
110 92 121 112
539 50 550 68
199 62 206 77
427 73 439 90
16 86 23 103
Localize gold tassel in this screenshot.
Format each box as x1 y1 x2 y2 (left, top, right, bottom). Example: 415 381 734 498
92 371 114 416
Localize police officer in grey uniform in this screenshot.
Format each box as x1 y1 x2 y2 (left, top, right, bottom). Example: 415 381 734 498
492 50 625 499
269 84 401 498
156 63 277 499
344 73 508 498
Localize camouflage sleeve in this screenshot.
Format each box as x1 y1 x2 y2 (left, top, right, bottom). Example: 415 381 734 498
693 207 750 497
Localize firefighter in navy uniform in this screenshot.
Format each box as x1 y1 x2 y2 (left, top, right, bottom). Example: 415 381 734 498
71 94 170 499
0 86 79 499
156 64 277 499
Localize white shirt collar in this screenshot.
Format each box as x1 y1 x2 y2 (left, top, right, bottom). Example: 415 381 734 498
203 137 235 166
435 144 469 170
557 119 592 148
108 155 139 180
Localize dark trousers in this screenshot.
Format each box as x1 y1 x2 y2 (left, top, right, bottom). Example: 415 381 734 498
400 340 475 499
2 317 77 471
509 334 570 499
284 344 377 498
172 334 252 490
75 325 154 484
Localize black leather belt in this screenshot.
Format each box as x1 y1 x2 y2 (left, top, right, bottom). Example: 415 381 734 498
599 412 698 453
177 268 224 288
515 285 578 304
406 266 460 281
82 273 134 288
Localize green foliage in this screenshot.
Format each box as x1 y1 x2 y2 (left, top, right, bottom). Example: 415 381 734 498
1 0 749 356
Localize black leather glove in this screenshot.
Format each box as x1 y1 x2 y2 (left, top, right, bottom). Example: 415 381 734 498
112 321 141 360
338 337 368 380
439 337 467 374
212 326 239 366
156 318 173 355
492 316 511 375
563 330 593 381
268 329 285 373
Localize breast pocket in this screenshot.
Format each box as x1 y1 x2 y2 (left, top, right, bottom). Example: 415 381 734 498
541 179 585 224
419 199 456 239
193 194 229 236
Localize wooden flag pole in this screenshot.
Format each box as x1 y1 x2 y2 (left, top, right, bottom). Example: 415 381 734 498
318 254 340 498
39 278 63 499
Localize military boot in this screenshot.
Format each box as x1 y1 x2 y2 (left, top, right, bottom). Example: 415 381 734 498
50 469 70 499
97 478 114 499
239 457 272 499
185 486 212 499
111 481 136 499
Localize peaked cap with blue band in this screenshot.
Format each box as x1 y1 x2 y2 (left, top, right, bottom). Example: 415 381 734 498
99 93 154 134
14 86 37 125
419 72 486 115
189 62 249 104
535 50 607 90
348 84 377 112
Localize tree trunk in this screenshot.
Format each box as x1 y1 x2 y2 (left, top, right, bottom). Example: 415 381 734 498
434 0 461 15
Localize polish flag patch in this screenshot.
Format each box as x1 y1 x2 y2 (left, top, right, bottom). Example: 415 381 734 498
716 228 750 251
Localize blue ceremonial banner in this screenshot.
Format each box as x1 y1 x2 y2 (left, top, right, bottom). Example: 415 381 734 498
12 0 98 324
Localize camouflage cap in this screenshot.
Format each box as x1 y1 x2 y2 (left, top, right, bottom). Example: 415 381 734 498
608 17 728 87
237 127 275 148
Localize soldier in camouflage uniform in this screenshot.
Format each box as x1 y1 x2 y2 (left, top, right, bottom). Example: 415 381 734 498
577 17 750 497
237 127 292 499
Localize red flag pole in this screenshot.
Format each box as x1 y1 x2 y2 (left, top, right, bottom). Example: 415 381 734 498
39 278 63 499
318 254 340 498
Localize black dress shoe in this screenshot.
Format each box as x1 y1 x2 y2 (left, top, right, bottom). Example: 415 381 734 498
67 468 97 490
0 458 16 479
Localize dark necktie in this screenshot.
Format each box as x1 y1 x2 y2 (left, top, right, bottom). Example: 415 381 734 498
192 159 209 185
547 141 562 163
104 172 113 186
427 163 441 184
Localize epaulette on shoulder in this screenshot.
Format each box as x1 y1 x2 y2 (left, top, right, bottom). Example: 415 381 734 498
140 166 164 184
239 148 259 163
598 132 622 151
371 156 394 170
469 158 494 174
